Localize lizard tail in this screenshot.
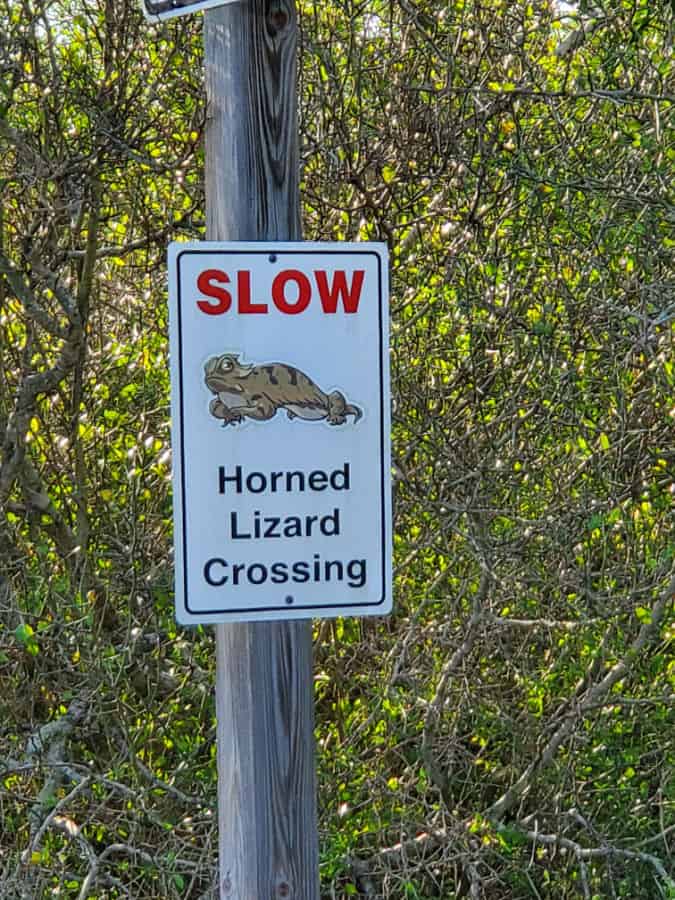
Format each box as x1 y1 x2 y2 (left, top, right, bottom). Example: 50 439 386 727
347 404 362 422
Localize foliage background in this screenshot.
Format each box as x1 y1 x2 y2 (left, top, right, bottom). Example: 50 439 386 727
0 0 673 897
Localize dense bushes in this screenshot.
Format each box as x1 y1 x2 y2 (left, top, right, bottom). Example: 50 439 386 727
1 0 672 896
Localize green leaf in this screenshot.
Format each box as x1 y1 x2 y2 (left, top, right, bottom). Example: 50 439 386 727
15 623 39 655
14 623 34 645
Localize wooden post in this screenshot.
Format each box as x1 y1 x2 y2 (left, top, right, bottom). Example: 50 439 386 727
204 3 319 899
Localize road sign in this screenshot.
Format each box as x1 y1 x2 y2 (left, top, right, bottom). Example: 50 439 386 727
168 241 391 624
140 0 235 22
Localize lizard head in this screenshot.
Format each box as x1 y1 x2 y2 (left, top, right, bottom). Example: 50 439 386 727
204 353 253 393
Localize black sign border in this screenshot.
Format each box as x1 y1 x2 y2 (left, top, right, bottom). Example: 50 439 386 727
173 246 389 619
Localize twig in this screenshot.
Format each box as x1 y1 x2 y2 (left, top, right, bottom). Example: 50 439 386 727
78 843 156 900
21 776 92 864
23 697 89 836
0 248 68 337
519 827 674 889
112 728 205 808
485 573 674 821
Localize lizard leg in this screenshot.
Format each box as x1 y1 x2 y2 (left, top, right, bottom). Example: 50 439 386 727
326 390 348 425
225 396 277 422
209 398 242 425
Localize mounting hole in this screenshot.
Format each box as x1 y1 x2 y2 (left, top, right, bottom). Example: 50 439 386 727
269 253 277 263
285 595 294 605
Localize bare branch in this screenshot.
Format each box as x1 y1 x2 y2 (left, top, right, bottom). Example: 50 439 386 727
0 248 69 337
485 573 675 821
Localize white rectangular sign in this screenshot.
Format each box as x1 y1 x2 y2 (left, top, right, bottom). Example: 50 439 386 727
168 242 391 624
140 0 234 23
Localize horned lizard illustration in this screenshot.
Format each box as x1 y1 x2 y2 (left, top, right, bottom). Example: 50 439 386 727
204 353 362 426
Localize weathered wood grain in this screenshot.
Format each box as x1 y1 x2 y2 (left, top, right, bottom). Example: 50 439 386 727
204 3 319 898
205 0 301 242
